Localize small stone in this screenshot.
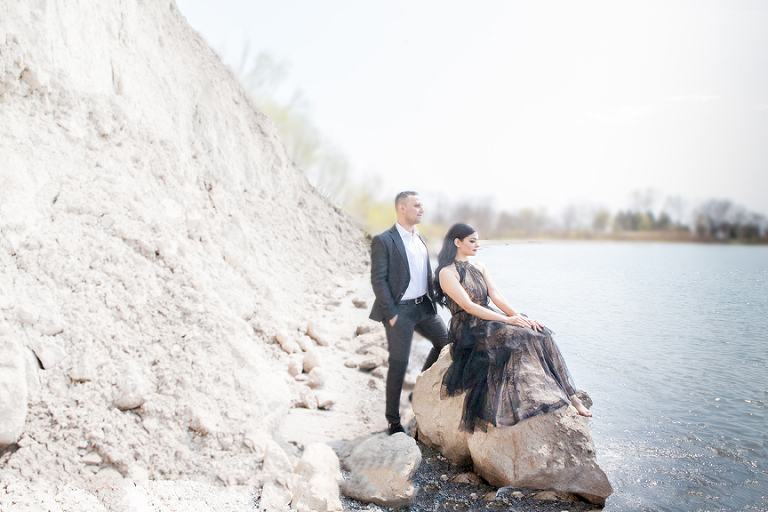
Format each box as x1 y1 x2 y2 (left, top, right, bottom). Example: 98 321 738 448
38 321 64 336
295 374 309 382
370 366 387 380
295 388 318 409
16 306 39 325
114 394 144 411
358 358 379 371
80 452 102 465
453 472 483 484
306 322 329 346
275 331 301 354
287 356 303 377
25 336 67 369
307 368 326 389
343 359 358 369
297 336 313 352
243 430 269 462
352 298 368 309
532 490 579 502
440 474 448 481
483 491 497 501
315 391 336 410
93 467 123 480
303 351 321 373
470 493 477 500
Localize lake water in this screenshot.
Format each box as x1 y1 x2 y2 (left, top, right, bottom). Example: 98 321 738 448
473 242 766 511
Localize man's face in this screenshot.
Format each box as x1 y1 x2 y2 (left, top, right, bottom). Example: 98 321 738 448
400 195 424 225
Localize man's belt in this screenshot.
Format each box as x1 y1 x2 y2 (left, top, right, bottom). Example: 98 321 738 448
399 294 426 306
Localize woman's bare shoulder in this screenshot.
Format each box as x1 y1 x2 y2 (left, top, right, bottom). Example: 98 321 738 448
439 263 458 277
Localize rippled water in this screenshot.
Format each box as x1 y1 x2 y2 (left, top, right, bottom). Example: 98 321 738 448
477 242 766 512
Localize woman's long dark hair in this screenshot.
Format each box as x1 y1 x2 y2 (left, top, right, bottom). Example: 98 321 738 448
433 222 476 305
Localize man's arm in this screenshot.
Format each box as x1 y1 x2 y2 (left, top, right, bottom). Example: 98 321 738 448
370 235 398 322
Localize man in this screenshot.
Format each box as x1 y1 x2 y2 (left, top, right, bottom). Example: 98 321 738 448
369 191 449 435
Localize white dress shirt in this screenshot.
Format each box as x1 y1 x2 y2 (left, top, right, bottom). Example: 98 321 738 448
396 222 429 300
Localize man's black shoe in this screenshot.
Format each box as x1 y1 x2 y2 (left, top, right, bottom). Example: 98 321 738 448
388 422 405 435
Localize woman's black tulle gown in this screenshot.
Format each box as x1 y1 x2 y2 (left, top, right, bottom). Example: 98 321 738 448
442 260 578 432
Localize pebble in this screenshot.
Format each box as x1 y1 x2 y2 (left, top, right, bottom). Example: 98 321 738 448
358 358 378 371
307 367 326 389
303 351 321 373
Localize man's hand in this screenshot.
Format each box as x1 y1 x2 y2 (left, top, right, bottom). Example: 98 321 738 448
389 315 398 326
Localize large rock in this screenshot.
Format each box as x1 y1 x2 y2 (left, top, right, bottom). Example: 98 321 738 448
0 332 27 448
413 347 612 506
411 346 471 464
339 433 421 509
258 440 296 511
291 443 343 512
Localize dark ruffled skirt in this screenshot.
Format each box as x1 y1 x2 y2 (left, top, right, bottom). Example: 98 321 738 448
441 312 576 432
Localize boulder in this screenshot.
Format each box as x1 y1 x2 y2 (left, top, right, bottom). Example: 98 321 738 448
0 335 27 448
339 433 421 509
291 443 343 511
258 440 296 510
413 347 612 506
411 347 471 464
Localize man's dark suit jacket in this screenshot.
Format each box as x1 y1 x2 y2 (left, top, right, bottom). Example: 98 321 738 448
369 224 438 322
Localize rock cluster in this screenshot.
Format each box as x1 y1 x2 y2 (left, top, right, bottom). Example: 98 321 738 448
413 346 613 506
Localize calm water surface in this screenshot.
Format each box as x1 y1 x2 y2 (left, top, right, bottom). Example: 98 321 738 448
478 242 766 512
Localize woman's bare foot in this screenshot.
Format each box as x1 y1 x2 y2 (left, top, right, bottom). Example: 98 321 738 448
571 396 592 418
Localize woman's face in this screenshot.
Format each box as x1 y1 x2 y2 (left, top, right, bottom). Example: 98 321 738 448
455 232 479 258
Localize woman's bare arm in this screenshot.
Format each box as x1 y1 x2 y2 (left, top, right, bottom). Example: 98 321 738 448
439 265 531 327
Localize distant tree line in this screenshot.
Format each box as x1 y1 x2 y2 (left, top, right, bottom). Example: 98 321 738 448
422 196 768 243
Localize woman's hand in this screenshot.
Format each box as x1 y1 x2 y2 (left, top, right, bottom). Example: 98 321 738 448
505 314 543 331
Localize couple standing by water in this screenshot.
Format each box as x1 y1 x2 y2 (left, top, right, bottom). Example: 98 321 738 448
370 190 591 436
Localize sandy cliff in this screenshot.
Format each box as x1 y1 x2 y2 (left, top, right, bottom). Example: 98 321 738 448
0 0 370 504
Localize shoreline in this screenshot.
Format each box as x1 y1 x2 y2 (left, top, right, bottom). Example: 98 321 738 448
478 234 768 245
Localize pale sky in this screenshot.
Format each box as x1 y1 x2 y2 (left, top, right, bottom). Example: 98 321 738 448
176 0 768 216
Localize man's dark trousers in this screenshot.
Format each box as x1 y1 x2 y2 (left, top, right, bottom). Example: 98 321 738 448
369 224 449 426
383 299 448 425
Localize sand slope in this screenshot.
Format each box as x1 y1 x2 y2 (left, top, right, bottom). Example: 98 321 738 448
0 0 371 503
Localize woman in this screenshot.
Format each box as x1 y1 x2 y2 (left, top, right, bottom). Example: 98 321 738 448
435 223 591 432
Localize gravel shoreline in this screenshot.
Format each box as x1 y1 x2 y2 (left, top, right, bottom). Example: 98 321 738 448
341 442 603 512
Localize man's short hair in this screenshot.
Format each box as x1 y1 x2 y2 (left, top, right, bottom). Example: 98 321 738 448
395 191 418 207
